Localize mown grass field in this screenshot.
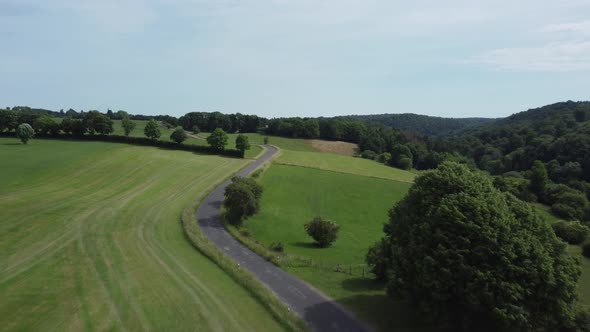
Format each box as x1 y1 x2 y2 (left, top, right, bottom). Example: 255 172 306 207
276 150 416 183
0 138 285 331
198 132 316 152
243 163 423 331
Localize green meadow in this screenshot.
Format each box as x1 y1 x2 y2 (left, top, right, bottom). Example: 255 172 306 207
0 138 284 331
277 150 416 182
242 151 590 330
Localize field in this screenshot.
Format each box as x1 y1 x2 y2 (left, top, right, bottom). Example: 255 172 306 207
242 161 425 331
242 151 590 330
0 138 284 331
276 150 416 183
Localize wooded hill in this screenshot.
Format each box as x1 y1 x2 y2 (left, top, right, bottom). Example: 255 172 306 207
336 113 494 136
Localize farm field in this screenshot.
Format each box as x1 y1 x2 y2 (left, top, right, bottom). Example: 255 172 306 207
276 150 416 183
242 156 590 330
243 163 421 331
198 132 317 152
0 138 284 331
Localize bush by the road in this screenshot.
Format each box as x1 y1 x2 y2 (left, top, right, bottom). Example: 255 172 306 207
224 177 263 225
16 123 34 144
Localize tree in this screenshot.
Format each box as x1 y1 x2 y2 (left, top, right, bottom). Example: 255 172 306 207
235 134 250 157
264 136 269 145
529 160 548 198
121 116 136 137
0 110 18 132
170 127 187 144
207 128 228 151
304 217 340 247
144 119 161 140
368 162 581 330
223 176 263 225
16 123 34 144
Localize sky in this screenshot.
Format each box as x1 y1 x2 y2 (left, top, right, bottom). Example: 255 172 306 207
0 0 589 119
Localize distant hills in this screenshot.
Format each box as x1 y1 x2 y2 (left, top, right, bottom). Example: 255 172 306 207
335 113 495 136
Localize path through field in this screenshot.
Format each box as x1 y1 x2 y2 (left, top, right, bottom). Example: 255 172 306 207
0 139 284 331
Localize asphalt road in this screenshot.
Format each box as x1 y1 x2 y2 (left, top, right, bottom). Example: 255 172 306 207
196 145 371 332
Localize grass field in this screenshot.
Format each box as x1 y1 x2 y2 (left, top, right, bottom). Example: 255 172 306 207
242 164 421 331
276 150 416 183
0 138 285 331
198 132 317 152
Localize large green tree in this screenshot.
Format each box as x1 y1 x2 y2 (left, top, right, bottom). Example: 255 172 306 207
368 162 581 331
144 119 161 140
235 134 250 157
207 128 228 151
223 177 263 225
529 160 548 198
121 116 136 137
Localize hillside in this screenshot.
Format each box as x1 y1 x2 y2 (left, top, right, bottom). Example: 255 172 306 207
336 113 494 136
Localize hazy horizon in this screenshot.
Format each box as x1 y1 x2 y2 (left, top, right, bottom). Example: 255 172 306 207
1 1 589 119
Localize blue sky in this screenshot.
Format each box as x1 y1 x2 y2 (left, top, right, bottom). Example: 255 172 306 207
1 0 589 118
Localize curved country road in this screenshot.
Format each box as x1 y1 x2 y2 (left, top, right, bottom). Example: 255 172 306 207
197 145 371 332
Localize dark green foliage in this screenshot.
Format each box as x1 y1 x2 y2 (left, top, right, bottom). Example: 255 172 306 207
263 136 269 145
551 190 589 221
338 113 494 136
552 221 590 245
267 118 320 138
0 109 18 131
121 116 136 136
269 242 284 253
529 160 548 197
583 241 590 258
16 123 34 144
235 134 250 157
370 162 581 330
84 111 113 135
360 150 377 160
376 152 392 164
33 116 60 136
304 217 340 247
144 119 161 140
224 177 263 225
179 111 262 133
366 238 391 280
191 125 200 134
170 127 187 144
207 128 228 151
390 144 413 170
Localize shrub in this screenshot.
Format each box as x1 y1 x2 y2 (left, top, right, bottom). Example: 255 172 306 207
269 242 284 253
304 217 340 247
264 136 269 145
170 127 188 144
366 238 391 280
251 169 263 179
376 152 392 164
552 221 590 245
239 228 251 237
121 116 136 136
397 156 413 170
16 123 34 144
192 125 200 134
360 150 376 160
583 240 590 259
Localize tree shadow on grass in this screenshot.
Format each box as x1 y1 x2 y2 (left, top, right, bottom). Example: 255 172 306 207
290 241 318 249
1 142 22 145
341 277 387 292
335 293 436 332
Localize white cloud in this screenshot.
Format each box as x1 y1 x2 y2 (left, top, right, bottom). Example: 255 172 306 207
475 41 590 72
540 20 590 35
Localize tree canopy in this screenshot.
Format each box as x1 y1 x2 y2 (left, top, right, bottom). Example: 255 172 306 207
144 119 161 140
207 128 228 151
368 162 582 331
